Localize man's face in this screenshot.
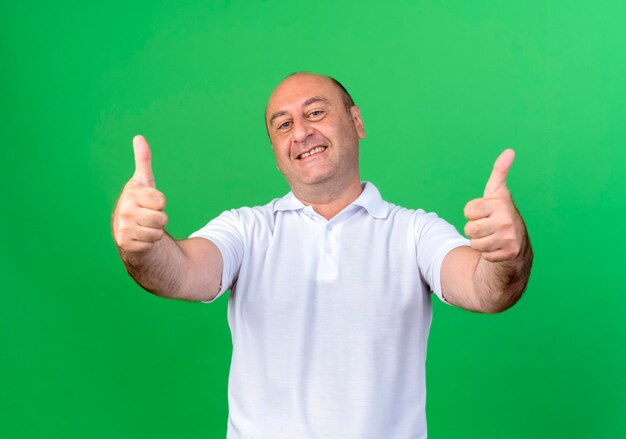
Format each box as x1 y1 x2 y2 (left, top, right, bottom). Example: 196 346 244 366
265 74 365 193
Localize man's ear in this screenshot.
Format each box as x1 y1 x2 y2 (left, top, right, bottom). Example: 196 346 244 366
350 106 366 139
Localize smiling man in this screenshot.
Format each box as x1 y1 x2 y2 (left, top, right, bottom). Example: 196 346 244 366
266 74 365 218
113 72 533 439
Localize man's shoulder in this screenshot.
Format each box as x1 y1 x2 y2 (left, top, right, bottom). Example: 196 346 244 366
370 187 453 233
366 187 429 222
360 182 430 210
219 201 270 216
189 197 279 241
215 194 290 224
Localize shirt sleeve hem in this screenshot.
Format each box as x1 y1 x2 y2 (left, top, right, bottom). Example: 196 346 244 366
188 232 231 304
432 238 470 305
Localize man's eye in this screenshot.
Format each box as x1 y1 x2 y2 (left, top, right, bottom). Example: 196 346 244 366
309 110 324 118
278 121 291 130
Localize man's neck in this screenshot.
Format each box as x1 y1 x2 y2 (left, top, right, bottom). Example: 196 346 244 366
292 178 363 221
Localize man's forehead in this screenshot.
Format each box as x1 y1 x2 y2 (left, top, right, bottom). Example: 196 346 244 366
266 74 340 114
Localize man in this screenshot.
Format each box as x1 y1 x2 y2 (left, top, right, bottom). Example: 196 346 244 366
112 72 533 438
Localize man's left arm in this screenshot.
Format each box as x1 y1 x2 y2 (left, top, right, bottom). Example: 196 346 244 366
441 149 533 313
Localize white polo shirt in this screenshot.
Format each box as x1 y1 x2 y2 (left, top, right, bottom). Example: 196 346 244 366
190 182 469 439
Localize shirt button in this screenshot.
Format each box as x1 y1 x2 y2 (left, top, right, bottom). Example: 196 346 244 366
325 247 333 254
326 225 332 231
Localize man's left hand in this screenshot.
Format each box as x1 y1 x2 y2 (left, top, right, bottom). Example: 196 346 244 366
463 149 526 263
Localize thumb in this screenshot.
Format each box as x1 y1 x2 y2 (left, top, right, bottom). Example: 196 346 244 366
484 148 515 198
132 135 156 188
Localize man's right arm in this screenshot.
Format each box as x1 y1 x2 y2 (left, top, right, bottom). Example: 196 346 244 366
112 135 222 302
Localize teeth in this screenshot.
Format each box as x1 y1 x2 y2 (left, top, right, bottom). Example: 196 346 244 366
300 146 326 159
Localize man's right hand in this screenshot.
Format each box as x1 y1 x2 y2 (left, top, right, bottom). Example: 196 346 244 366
112 135 169 254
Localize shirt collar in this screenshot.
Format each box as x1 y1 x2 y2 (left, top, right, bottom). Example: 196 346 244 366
273 182 390 219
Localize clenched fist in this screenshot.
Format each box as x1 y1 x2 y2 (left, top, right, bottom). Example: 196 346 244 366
463 149 526 263
112 135 168 254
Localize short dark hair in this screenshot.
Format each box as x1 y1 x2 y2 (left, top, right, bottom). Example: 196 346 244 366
327 76 355 111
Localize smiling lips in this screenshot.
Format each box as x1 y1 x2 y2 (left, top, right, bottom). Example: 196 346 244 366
297 146 327 159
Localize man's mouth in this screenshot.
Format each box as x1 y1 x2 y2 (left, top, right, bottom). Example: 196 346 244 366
297 146 327 159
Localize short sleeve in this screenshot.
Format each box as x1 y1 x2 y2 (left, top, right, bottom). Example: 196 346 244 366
189 210 245 303
414 211 469 303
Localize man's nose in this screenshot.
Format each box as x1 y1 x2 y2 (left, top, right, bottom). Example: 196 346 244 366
291 117 314 144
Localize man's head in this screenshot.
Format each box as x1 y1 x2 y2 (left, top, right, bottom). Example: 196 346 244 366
265 72 366 196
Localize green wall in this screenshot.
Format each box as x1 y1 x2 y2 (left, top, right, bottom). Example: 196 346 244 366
2 1 624 437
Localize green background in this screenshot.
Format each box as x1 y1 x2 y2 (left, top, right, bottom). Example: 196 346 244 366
2 1 624 437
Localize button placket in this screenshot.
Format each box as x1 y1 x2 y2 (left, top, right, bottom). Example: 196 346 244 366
317 219 340 282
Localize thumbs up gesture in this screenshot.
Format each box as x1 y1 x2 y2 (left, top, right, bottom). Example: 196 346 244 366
463 149 526 263
112 135 168 254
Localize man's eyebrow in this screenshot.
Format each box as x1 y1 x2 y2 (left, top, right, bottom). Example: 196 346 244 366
303 96 329 107
269 97 330 125
269 111 287 125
